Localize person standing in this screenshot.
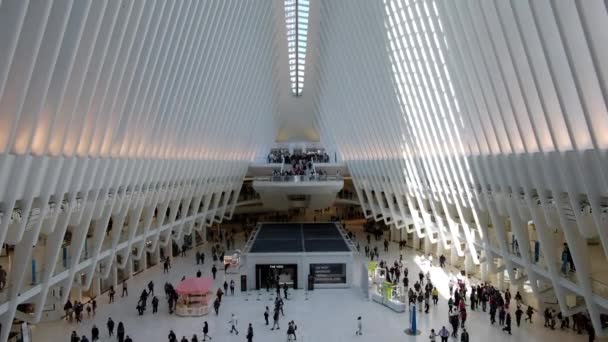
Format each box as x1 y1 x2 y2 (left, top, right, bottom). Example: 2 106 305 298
229 313 239 335
264 307 270 325
196 251 201 265
163 258 170 273
152 296 159 314
460 328 469 342
117 322 125 342
202 321 211 341
429 329 437 342
107 318 115 337
92 298 97 316
211 265 217 279
109 287 115 303
355 316 362 335
438 326 449 342
122 280 128 297
246 323 254 342
0 265 7 290
91 324 99 341
230 280 235 295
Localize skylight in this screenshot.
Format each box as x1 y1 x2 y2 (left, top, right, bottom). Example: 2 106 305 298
285 0 309 96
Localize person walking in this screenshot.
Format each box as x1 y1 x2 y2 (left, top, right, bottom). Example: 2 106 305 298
355 316 362 335
148 281 154 296
246 323 254 342
211 265 217 279
264 306 270 325
213 297 220 315
229 313 239 335
107 318 115 337
272 308 280 330
525 305 534 323
202 321 211 341
230 280 235 295
109 286 115 303
503 312 512 335
515 306 523 327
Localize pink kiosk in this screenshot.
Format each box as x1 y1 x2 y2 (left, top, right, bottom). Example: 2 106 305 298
175 277 213 317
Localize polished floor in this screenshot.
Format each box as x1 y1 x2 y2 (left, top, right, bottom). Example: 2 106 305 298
33 227 589 342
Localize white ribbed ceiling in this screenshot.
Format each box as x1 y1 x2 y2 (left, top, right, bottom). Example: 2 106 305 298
2 0 608 339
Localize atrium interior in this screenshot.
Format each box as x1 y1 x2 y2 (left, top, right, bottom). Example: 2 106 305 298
0 0 608 341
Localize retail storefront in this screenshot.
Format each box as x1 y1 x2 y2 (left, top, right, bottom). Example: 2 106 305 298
243 223 355 290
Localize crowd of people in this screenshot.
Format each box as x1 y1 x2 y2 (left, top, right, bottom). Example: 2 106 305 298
267 150 331 164
60 221 598 342
362 228 597 342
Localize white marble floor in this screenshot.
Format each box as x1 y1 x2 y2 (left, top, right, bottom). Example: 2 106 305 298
33 228 590 342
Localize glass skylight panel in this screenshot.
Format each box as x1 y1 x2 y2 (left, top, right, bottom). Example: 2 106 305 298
285 0 309 96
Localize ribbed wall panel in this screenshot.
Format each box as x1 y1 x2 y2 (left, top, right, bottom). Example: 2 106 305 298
313 0 608 334
0 1 278 339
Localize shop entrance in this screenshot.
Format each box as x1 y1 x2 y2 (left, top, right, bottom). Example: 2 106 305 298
255 264 298 290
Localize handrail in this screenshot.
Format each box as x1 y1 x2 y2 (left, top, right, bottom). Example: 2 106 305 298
253 175 343 182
